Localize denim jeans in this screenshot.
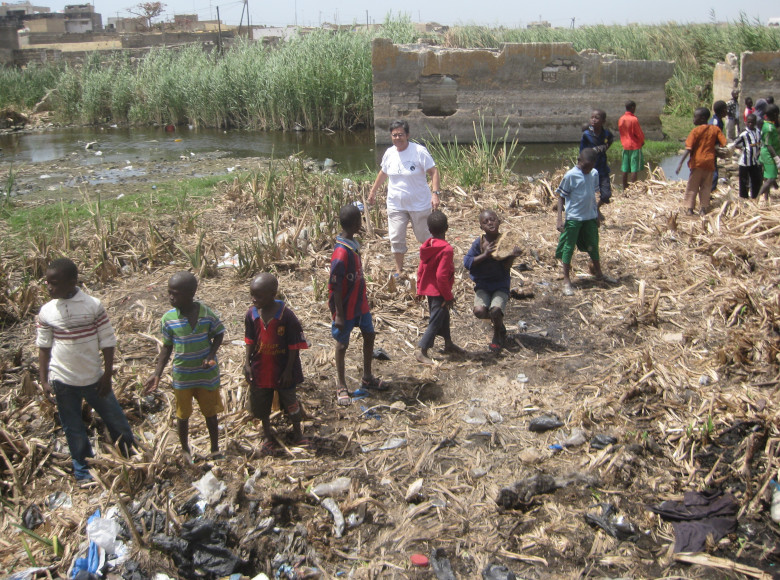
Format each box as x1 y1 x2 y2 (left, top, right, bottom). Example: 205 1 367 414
52 380 134 480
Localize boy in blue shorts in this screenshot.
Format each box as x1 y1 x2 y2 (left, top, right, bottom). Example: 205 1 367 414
330 204 386 406
244 273 309 455
144 271 225 463
556 148 617 296
580 109 614 215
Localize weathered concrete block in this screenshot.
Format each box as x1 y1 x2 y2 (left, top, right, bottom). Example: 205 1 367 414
372 39 674 145
738 51 780 105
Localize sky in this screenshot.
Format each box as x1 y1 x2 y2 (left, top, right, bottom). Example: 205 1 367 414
30 1 780 28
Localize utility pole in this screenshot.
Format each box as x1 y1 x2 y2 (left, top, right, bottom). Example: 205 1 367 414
570 17 575 29
216 6 222 56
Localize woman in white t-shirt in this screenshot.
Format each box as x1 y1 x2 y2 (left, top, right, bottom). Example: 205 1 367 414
368 120 441 277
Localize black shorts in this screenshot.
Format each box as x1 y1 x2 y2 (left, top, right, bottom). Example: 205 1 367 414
249 386 299 419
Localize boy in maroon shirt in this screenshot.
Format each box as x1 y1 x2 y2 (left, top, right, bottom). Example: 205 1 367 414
415 211 464 365
244 273 309 455
329 204 386 406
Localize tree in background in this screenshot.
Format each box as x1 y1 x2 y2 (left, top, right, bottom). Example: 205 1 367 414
127 2 166 30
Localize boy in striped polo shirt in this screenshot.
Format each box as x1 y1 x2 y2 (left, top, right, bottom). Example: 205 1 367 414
730 113 763 199
144 271 225 462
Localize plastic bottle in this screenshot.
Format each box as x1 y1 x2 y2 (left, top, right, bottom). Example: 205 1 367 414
770 480 780 524
311 476 351 497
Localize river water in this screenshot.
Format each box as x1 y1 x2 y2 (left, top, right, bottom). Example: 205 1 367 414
0 126 684 181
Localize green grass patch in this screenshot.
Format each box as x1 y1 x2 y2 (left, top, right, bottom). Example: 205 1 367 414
3 175 226 237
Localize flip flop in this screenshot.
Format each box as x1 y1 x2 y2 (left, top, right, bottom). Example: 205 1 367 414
337 387 351 406
260 440 282 457
361 376 389 391
294 438 314 450
488 342 502 354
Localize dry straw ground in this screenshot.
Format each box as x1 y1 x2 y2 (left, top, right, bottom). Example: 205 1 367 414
1 164 780 579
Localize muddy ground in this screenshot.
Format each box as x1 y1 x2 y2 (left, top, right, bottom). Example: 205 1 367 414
1 148 780 580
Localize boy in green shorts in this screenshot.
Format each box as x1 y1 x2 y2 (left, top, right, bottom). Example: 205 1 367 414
144 271 225 463
758 104 780 204
556 148 617 296
618 100 645 189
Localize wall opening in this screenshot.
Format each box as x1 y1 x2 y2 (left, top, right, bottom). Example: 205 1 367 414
420 75 457 117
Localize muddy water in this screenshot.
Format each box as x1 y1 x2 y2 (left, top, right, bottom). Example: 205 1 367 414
0 126 683 182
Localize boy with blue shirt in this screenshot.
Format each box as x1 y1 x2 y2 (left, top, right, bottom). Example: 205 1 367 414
463 209 522 354
580 109 614 213
556 149 617 296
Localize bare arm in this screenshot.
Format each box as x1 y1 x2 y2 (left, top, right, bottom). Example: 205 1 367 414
98 346 114 397
556 195 565 232
203 332 223 367
427 166 441 210
38 347 53 399
676 150 691 175
143 343 173 394
367 170 388 205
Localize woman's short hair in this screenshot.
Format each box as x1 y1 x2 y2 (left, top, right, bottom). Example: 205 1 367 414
389 120 409 134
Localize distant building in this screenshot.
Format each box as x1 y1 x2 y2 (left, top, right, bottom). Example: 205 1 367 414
0 2 49 17
64 4 101 33
106 16 145 33
527 21 552 29
22 12 65 34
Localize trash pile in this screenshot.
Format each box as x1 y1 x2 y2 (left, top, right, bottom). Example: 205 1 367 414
1 166 780 578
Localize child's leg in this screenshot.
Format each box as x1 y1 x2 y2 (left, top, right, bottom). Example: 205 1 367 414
205 415 219 453
699 170 714 212
749 165 763 198
177 418 190 456
279 389 304 442
488 292 508 346
683 172 699 212
52 381 94 480
361 331 375 381
472 290 490 319
738 166 749 199
335 341 348 389
250 387 276 442
562 263 572 288
85 385 135 457
759 178 775 200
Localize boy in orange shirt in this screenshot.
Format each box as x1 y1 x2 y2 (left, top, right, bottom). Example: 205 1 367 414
618 100 645 189
675 107 727 216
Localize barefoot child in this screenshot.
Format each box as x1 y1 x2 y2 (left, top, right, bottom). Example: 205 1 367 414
415 210 463 365
144 272 224 462
243 273 309 455
758 104 780 204
463 209 522 354
329 204 386 405
618 100 645 189
37 258 135 481
556 148 617 296
730 113 763 199
675 107 727 216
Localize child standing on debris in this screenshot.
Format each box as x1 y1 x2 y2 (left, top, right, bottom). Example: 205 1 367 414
758 104 780 204
415 210 464 365
675 107 727 216
243 273 309 455
618 100 645 189
463 209 522 354
709 100 728 192
144 271 225 463
36 258 135 481
555 149 618 297
580 109 614 214
329 204 386 406
730 113 763 199
726 90 740 140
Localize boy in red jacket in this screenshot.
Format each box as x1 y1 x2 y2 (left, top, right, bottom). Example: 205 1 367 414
415 210 464 365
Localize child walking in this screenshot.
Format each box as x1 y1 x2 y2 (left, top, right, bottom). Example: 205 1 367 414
730 113 763 199
556 149 617 296
463 209 522 353
415 210 463 365
618 100 645 189
758 104 780 204
144 271 225 463
37 258 135 481
330 204 386 406
243 273 309 455
580 109 614 212
675 107 727 215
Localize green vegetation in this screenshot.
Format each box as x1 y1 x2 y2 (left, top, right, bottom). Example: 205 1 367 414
1 15 777 128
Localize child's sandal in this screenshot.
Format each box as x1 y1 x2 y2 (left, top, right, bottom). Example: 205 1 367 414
361 376 388 391
336 387 351 406
260 440 282 457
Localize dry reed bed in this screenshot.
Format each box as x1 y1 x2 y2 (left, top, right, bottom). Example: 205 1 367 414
1 170 779 578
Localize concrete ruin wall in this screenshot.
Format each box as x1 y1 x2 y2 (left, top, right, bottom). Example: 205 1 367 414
372 39 674 145
739 51 780 104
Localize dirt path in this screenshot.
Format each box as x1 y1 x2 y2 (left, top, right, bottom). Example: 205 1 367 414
1 158 779 579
